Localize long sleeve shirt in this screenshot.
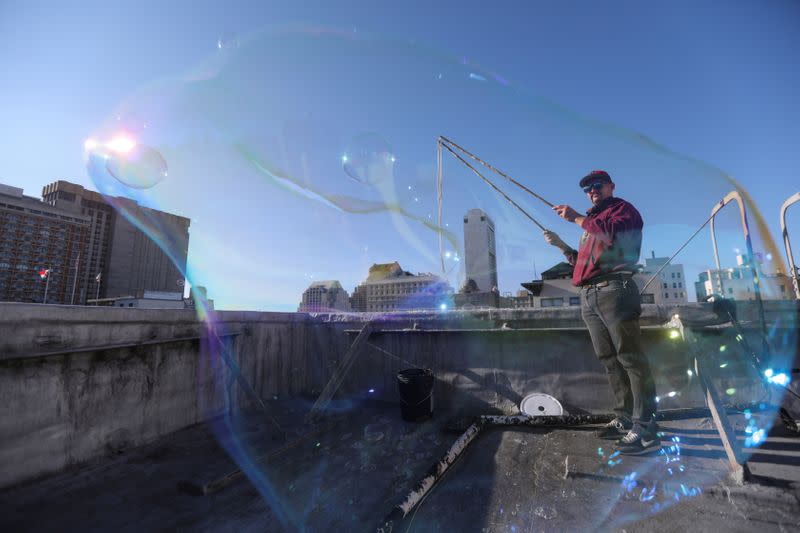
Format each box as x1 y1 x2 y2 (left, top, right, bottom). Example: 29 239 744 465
564 196 643 286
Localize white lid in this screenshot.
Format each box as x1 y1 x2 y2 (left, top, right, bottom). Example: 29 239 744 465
520 393 565 416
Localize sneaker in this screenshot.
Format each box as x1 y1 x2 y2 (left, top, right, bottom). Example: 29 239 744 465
615 428 661 455
595 417 632 440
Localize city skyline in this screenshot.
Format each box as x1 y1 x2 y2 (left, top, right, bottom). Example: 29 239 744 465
2 174 793 310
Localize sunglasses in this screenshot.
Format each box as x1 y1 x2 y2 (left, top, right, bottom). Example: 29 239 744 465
582 182 606 193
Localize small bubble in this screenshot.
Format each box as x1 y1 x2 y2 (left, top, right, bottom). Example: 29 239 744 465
217 33 240 50
342 133 395 185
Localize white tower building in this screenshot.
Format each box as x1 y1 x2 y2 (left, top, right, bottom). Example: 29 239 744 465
463 208 498 292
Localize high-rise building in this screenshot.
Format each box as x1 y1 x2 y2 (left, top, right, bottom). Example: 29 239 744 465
0 183 91 304
463 208 498 292
298 280 351 312
42 181 114 303
350 262 452 312
42 180 190 301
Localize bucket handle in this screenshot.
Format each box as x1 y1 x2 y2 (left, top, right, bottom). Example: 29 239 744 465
399 391 433 406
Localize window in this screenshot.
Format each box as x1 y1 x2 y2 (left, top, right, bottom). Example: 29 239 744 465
569 297 580 306
677 272 681 279
780 285 786 293
680 292 684 298
728 288 733 294
641 294 655 304
671 272 675 278
664 293 669 299
674 292 678 298
663 283 668 289
678 282 682 288
540 297 564 307
672 282 677 288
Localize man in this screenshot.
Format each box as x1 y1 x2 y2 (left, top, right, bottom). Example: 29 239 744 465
544 170 659 454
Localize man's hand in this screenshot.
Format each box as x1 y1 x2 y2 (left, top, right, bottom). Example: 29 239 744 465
543 230 569 251
552 204 581 222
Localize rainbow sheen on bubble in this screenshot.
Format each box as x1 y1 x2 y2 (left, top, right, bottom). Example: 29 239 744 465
82 25 797 531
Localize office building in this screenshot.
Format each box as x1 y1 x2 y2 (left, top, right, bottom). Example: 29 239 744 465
0 183 91 304
463 208 498 293
642 251 688 304
350 262 452 312
695 253 794 302
298 280 351 312
42 180 190 301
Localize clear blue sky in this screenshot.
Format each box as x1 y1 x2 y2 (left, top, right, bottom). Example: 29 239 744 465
1 1 798 309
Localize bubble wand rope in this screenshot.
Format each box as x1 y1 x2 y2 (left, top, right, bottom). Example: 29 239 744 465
638 210 719 295
439 135 556 208
436 136 551 274
438 141 548 232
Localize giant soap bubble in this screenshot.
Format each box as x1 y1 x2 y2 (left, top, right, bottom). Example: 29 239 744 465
83 26 797 531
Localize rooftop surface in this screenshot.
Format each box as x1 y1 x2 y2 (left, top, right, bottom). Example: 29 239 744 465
2 399 798 532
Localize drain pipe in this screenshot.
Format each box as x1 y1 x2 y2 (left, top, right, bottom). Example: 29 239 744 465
377 413 615 532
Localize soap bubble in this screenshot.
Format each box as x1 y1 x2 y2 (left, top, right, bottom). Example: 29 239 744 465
217 33 240 50
104 143 168 189
83 25 796 531
342 133 395 185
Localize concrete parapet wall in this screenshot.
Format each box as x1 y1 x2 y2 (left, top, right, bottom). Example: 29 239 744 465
0 301 797 489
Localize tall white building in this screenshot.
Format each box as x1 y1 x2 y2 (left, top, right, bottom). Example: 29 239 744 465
463 208 498 292
695 253 794 302
642 251 688 304
298 280 351 312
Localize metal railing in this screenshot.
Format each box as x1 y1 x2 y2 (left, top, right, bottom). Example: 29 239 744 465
780 191 800 299
708 190 768 346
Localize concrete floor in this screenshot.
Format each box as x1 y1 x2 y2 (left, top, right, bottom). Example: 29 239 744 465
1 400 799 532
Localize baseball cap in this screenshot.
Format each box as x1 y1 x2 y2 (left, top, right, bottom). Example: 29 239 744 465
579 170 613 188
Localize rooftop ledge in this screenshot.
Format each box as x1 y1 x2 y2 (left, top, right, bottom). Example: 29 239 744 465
1 300 797 361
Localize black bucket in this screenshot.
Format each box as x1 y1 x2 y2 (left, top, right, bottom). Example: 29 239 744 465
397 368 434 422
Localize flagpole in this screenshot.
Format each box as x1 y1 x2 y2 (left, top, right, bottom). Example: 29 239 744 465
70 253 80 305
43 269 51 304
